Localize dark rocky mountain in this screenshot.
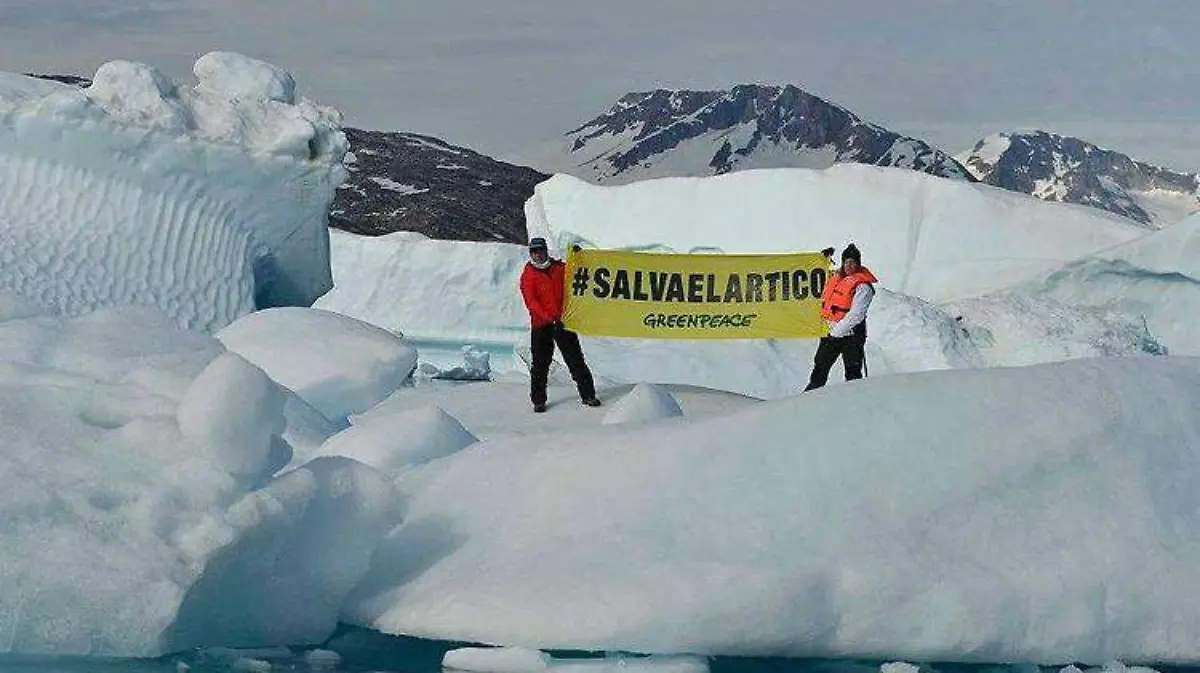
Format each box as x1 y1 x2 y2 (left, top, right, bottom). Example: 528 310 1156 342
23 73 92 86
334 128 546 243
524 84 976 184
960 131 1200 228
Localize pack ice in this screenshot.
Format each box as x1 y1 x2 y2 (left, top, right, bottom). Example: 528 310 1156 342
0 52 349 332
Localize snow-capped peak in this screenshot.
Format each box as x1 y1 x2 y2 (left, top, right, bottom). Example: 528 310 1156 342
527 83 974 184
959 130 1200 228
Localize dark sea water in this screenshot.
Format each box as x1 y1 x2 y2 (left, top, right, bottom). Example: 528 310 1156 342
1 627 1194 673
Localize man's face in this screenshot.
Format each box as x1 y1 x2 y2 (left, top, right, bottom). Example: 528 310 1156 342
530 247 548 263
841 258 860 274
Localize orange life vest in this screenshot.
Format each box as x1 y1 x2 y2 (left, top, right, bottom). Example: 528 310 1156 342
820 266 878 322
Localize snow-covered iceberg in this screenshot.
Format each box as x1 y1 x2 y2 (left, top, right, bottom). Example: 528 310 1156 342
1009 211 1200 355
343 356 1200 666
0 52 348 332
0 303 397 657
524 168 1145 302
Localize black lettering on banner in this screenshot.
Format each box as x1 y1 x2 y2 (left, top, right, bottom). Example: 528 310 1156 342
810 267 827 298
612 269 631 299
746 274 764 303
792 270 808 300
765 272 781 301
666 274 686 302
782 270 791 300
723 274 743 303
706 274 721 303
593 267 612 298
650 271 669 301
639 312 761 329
633 271 649 301
687 273 704 303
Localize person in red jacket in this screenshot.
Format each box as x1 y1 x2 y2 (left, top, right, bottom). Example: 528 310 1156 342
520 237 600 413
803 243 878 391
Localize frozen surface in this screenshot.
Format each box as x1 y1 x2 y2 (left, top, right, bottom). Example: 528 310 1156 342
602 383 683 425
996 212 1200 356
216 307 418 422
524 168 1145 302
0 52 348 331
344 357 1200 665
0 305 397 657
358 379 757 441
309 405 479 474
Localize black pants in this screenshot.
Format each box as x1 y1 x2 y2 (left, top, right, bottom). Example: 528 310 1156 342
530 323 596 406
804 325 867 391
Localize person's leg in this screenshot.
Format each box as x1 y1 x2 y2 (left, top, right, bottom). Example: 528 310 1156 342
842 334 866 381
553 327 598 402
529 325 555 409
803 337 843 391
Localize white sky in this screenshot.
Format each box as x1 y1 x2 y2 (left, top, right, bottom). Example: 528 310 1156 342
1 0 1198 170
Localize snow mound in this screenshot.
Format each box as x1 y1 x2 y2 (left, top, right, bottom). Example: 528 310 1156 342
177 352 286 485
164 456 399 652
343 357 1200 665
0 307 397 657
312 405 478 474
216 307 418 422
0 52 348 331
602 383 683 425
194 51 296 104
524 168 1146 302
367 379 757 441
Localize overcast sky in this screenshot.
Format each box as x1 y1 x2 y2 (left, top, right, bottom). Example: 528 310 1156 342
2 0 1197 169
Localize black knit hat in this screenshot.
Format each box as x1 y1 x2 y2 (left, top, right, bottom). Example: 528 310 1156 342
841 243 861 263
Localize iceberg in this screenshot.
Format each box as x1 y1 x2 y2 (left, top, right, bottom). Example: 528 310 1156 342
0 52 349 332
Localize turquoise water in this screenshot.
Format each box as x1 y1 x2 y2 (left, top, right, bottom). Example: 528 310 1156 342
2 627 1195 673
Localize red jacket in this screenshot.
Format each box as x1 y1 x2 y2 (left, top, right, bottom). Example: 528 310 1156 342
520 260 565 328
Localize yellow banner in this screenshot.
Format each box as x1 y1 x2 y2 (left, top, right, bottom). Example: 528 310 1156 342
562 248 833 339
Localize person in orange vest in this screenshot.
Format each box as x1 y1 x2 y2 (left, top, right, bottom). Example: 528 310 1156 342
803 243 878 391
520 237 601 413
